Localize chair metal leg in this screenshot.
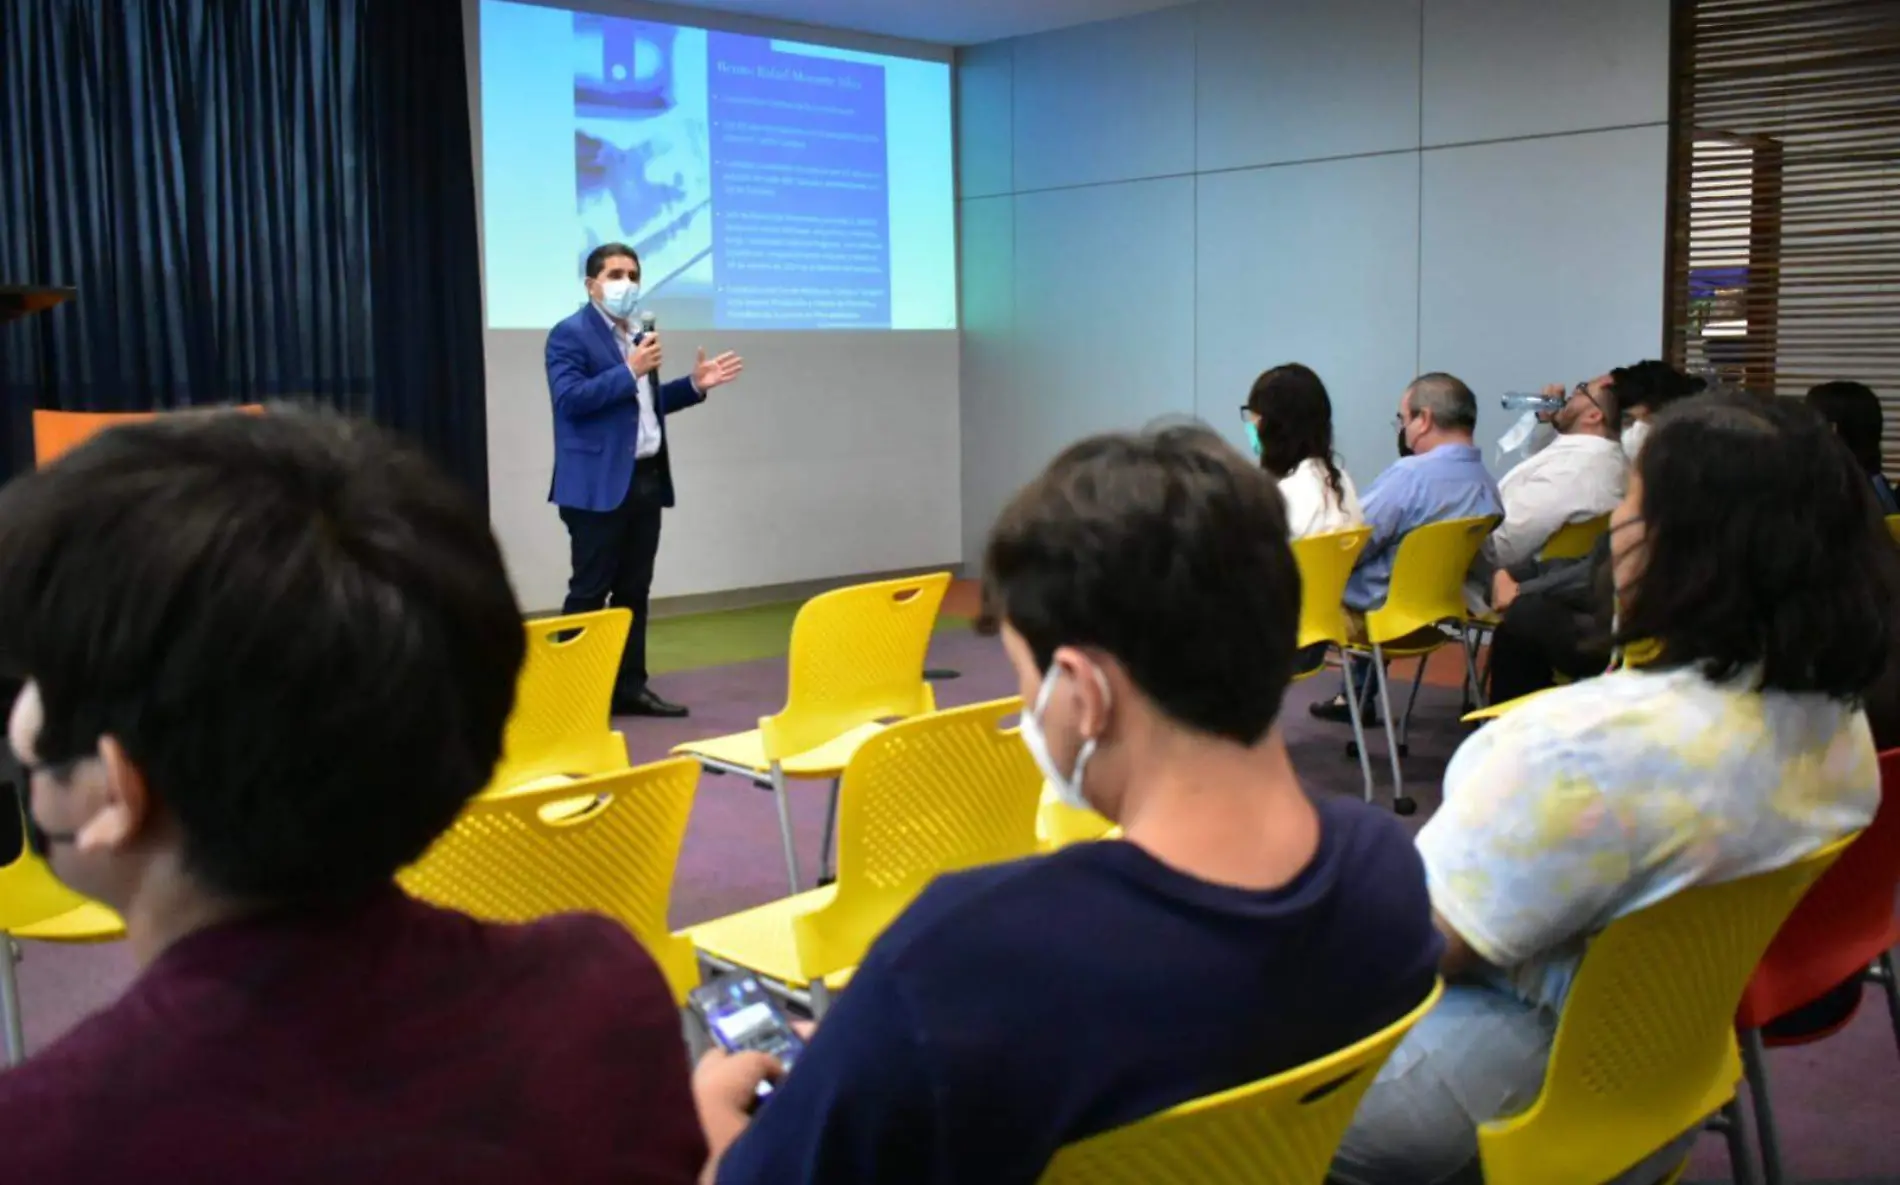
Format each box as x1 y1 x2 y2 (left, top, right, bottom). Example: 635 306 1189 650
1342 649 1376 804
816 777 842 885
1461 629 1488 711
769 762 803 895
809 976 833 1019
1 935 24 1067
1720 1096 1763 1185
1873 950 1900 1061
1740 1027 1786 1185
1397 654 1429 750
1371 645 1411 814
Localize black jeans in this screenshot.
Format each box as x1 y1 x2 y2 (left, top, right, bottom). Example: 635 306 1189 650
1487 594 1607 704
559 464 667 699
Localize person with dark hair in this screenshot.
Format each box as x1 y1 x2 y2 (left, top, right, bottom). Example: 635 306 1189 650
694 426 1440 1185
0 409 706 1183
1245 363 1364 537
1311 373 1502 724
546 241 746 719
1806 379 1898 513
1605 358 1706 461
1334 392 1891 1185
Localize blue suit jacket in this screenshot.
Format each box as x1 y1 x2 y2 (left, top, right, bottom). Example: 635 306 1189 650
545 303 704 512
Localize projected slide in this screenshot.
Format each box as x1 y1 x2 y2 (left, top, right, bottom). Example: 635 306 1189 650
479 0 956 332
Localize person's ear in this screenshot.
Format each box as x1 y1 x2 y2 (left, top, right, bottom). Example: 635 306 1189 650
73 735 153 854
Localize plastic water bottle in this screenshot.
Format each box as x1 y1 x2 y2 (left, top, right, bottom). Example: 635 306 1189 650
1500 391 1565 415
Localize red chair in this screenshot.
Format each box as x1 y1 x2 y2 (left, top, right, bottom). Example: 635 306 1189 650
1734 748 1900 1185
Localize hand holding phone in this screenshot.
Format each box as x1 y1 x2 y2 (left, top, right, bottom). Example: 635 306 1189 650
688 972 808 1103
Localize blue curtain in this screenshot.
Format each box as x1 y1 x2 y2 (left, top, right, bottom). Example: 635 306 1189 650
0 0 488 501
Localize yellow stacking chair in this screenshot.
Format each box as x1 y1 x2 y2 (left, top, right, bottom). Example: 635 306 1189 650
1035 783 1119 851
492 609 633 791
1291 527 1374 801
674 573 951 893
398 757 701 1003
1343 515 1497 814
1478 834 1856 1185
1461 513 1608 710
1040 980 1444 1184
1886 514 1900 545
0 828 125 1065
687 698 1041 1016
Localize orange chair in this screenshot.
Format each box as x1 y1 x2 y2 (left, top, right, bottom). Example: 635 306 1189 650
1734 749 1900 1185
33 404 264 465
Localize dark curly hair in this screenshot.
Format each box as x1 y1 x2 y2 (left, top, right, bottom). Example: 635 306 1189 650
1608 360 1706 416
1613 392 1899 696
1246 363 1348 507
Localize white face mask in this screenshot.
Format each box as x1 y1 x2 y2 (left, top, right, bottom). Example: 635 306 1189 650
597 278 640 320
1020 663 1107 812
1620 418 1650 462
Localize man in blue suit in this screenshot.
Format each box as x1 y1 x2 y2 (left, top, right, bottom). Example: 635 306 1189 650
546 241 744 717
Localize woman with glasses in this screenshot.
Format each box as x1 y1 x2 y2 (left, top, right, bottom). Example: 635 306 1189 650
1242 363 1364 539
1334 391 1895 1185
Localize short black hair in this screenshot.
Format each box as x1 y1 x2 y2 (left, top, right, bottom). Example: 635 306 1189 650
584 241 640 279
0 407 526 904
1407 373 1478 432
979 425 1298 745
1806 380 1885 477
1615 392 1899 696
1248 363 1348 506
1609 360 1705 415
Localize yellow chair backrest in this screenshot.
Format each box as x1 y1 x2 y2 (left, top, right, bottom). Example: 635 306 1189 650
1478 834 1856 1185
0 831 111 934
1364 515 1499 643
1539 513 1610 561
1036 782 1118 850
1041 980 1445 1184
1886 513 1900 545
492 610 632 790
758 573 951 761
791 698 1042 971
398 757 701 1002
1291 527 1372 651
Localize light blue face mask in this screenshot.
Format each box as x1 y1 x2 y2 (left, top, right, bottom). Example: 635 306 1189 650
598 278 640 320
1245 421 1262 458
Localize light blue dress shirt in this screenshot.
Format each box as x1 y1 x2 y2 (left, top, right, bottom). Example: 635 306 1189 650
1344 443 1503 611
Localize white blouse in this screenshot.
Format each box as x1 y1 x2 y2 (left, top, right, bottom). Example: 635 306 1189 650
1278 456 1365 539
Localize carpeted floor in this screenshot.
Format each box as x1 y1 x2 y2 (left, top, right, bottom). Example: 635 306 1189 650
10 603 1899 1182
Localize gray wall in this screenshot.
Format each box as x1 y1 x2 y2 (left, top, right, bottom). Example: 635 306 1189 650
956 0 1671 564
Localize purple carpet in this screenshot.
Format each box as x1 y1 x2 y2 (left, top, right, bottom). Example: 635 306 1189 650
10 629 1898 1181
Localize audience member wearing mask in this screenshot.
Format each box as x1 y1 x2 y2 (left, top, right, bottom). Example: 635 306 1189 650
1806 379 1899 514
1333 392 1894 1185
1610 359 1706 461
0 411 705 1184
1244 363 1365 539
1471 376 1628 594
695 427 1441 1185
1311 374 1502 725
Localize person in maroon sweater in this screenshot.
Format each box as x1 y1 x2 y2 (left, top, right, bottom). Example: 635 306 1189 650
0 408 705 1184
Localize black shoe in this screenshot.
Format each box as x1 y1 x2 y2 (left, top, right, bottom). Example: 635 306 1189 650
1309 694 1377 726
614 688 689 718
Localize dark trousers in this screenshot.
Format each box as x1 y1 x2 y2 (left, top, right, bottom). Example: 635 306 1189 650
559 464 666 699
1487 594 1607 705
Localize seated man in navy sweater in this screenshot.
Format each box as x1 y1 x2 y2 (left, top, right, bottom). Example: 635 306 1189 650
694 424 1442 1184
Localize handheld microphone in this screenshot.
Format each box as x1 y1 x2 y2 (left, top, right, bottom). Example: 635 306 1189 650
638 310 657 340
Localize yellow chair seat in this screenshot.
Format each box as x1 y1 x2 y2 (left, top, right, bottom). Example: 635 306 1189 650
685 886 856 992
12 901 124 943
674 720 887 780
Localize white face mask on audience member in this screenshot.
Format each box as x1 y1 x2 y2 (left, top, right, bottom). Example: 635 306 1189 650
1621 417 1651 462
1021 661 1112 811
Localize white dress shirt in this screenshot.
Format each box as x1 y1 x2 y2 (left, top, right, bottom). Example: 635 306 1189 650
1484 432 1629 570
599 306 663 460
1278 456 1366 539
